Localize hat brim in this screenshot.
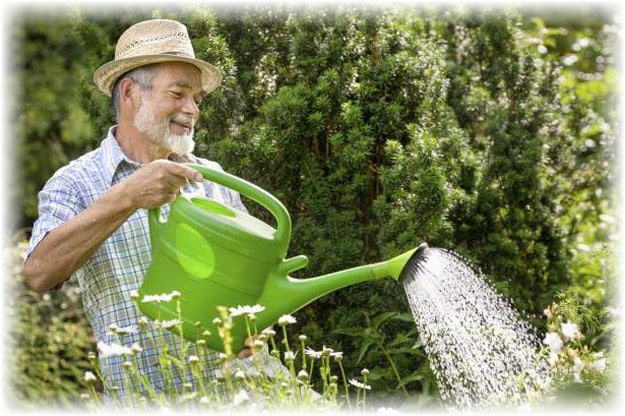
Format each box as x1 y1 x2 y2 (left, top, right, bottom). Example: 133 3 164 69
93 54 223 97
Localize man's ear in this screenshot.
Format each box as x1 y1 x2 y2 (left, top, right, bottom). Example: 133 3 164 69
118 77 139 107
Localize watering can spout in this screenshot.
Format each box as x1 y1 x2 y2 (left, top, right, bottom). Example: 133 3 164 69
256 244 427 321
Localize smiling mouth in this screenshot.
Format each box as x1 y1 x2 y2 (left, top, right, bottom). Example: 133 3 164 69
173 121 191 129
171 119 194 131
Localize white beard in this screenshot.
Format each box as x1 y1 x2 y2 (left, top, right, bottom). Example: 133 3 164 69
134 95 196 155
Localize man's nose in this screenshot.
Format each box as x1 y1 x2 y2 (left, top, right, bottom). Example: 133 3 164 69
182 95 200 118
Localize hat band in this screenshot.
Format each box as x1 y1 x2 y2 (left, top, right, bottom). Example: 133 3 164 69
163 51 193 57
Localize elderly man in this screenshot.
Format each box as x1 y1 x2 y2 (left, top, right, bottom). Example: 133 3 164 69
22 19 279 405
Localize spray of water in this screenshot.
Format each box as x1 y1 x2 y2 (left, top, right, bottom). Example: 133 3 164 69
401 245 550 411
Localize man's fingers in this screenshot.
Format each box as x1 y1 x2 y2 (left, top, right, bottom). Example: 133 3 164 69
168 162 203 182
237 347 253 359
235 336 256 359
126 160 204 209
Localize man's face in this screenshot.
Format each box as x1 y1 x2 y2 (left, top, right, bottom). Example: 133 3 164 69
133 62 203 155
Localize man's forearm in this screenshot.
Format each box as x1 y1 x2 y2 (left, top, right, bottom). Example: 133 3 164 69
22 182 136 292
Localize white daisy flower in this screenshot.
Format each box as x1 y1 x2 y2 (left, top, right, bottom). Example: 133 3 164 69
349 378 371 390
229 304 265 317
97 341 134 358
278 314 297 325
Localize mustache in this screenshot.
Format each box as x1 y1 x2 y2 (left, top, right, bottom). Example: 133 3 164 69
170 114 195 129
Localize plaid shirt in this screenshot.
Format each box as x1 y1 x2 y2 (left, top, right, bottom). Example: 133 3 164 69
27 127 278 403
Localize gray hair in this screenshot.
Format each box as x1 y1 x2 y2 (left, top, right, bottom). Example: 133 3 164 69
111 65 156 120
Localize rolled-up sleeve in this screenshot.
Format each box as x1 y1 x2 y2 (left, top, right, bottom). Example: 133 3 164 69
26 174 84 258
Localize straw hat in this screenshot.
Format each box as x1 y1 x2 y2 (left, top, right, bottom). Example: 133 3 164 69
93 19 222 96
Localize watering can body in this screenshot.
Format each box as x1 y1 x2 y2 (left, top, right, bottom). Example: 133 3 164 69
139 163 419 353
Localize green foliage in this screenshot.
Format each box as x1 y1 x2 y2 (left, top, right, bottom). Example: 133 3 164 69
80 304 352 412
8 235 95 409
16 14 97 224
437 9 569 315
333 311 440 409
539 294 617 410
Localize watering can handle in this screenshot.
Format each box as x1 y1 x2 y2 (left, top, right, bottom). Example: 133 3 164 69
179 163 292 249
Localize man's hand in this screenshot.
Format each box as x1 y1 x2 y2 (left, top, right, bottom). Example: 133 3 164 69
237 348 253 359
236 335 257 359
123 160 203 210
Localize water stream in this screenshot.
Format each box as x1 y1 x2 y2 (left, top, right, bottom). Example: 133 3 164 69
401 246 549 411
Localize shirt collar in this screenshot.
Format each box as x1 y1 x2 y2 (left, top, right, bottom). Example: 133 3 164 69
101 126 143 185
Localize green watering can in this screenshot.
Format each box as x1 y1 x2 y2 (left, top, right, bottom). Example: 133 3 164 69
138 163 424 353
